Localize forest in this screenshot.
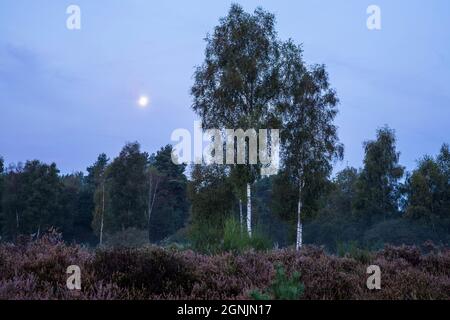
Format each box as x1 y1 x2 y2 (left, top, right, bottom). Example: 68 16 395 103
0 4 449 300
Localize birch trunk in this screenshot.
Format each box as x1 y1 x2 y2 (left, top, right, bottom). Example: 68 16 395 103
239 199 243 232
147 176 159 242
148 175 152 241
99 182 105 246
296 187 303 250
246 183 252 237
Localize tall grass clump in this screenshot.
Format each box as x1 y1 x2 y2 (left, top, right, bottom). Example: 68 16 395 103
337 241 373 264
223 218 272 253
250 264 304 300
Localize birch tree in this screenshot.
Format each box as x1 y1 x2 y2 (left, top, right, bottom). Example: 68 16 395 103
147 166 161 242
191 4 282 236
279 42 343 250
88 153 109 246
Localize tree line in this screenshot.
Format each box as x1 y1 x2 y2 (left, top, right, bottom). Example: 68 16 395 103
0 127 448 249
0 143 188 245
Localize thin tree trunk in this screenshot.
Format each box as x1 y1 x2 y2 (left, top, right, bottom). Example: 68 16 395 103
239 199 243 233
247 183 252 237
14 210 19 241
296 186 303 251
148 175 152 241
99 182 105 246
148 176 159 242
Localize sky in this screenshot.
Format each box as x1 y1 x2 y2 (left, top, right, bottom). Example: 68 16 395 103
0 0 449 174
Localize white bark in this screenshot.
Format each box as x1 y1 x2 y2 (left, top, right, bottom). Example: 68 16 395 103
296 193 303 250
148 184 158 222
239 199 243 232
246 183 252 237
147 173 159 242
99 182 105 246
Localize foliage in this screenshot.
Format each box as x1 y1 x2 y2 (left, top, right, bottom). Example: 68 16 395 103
106 142 149 232
103 228 149 248
278 41 344 196
250 264 304 300
336 241 372 264
222 217 271 253
191 4 280 131
148 145 189 242
190 4 283 246
188 164 235 252
88 153 109 241
1 161 64 240
403 145 450 230
353 126 405 221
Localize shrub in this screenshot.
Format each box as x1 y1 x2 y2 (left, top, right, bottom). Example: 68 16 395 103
103 228 149 248
160 227 190 248
222 218 271 253
250 264 304 300
222 218 248 252
337 241 373 264
188 222 222 254
91 246 196 298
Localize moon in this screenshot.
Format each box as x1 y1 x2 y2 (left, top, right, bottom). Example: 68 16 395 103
137 95 149 108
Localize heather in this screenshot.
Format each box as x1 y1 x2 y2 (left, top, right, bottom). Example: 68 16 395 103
0 233 448 300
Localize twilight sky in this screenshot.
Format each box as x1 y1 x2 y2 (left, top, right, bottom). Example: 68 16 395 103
0 0 449 174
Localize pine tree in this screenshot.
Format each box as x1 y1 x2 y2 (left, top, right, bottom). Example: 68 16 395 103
354 127 404 222
107 143 148 232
